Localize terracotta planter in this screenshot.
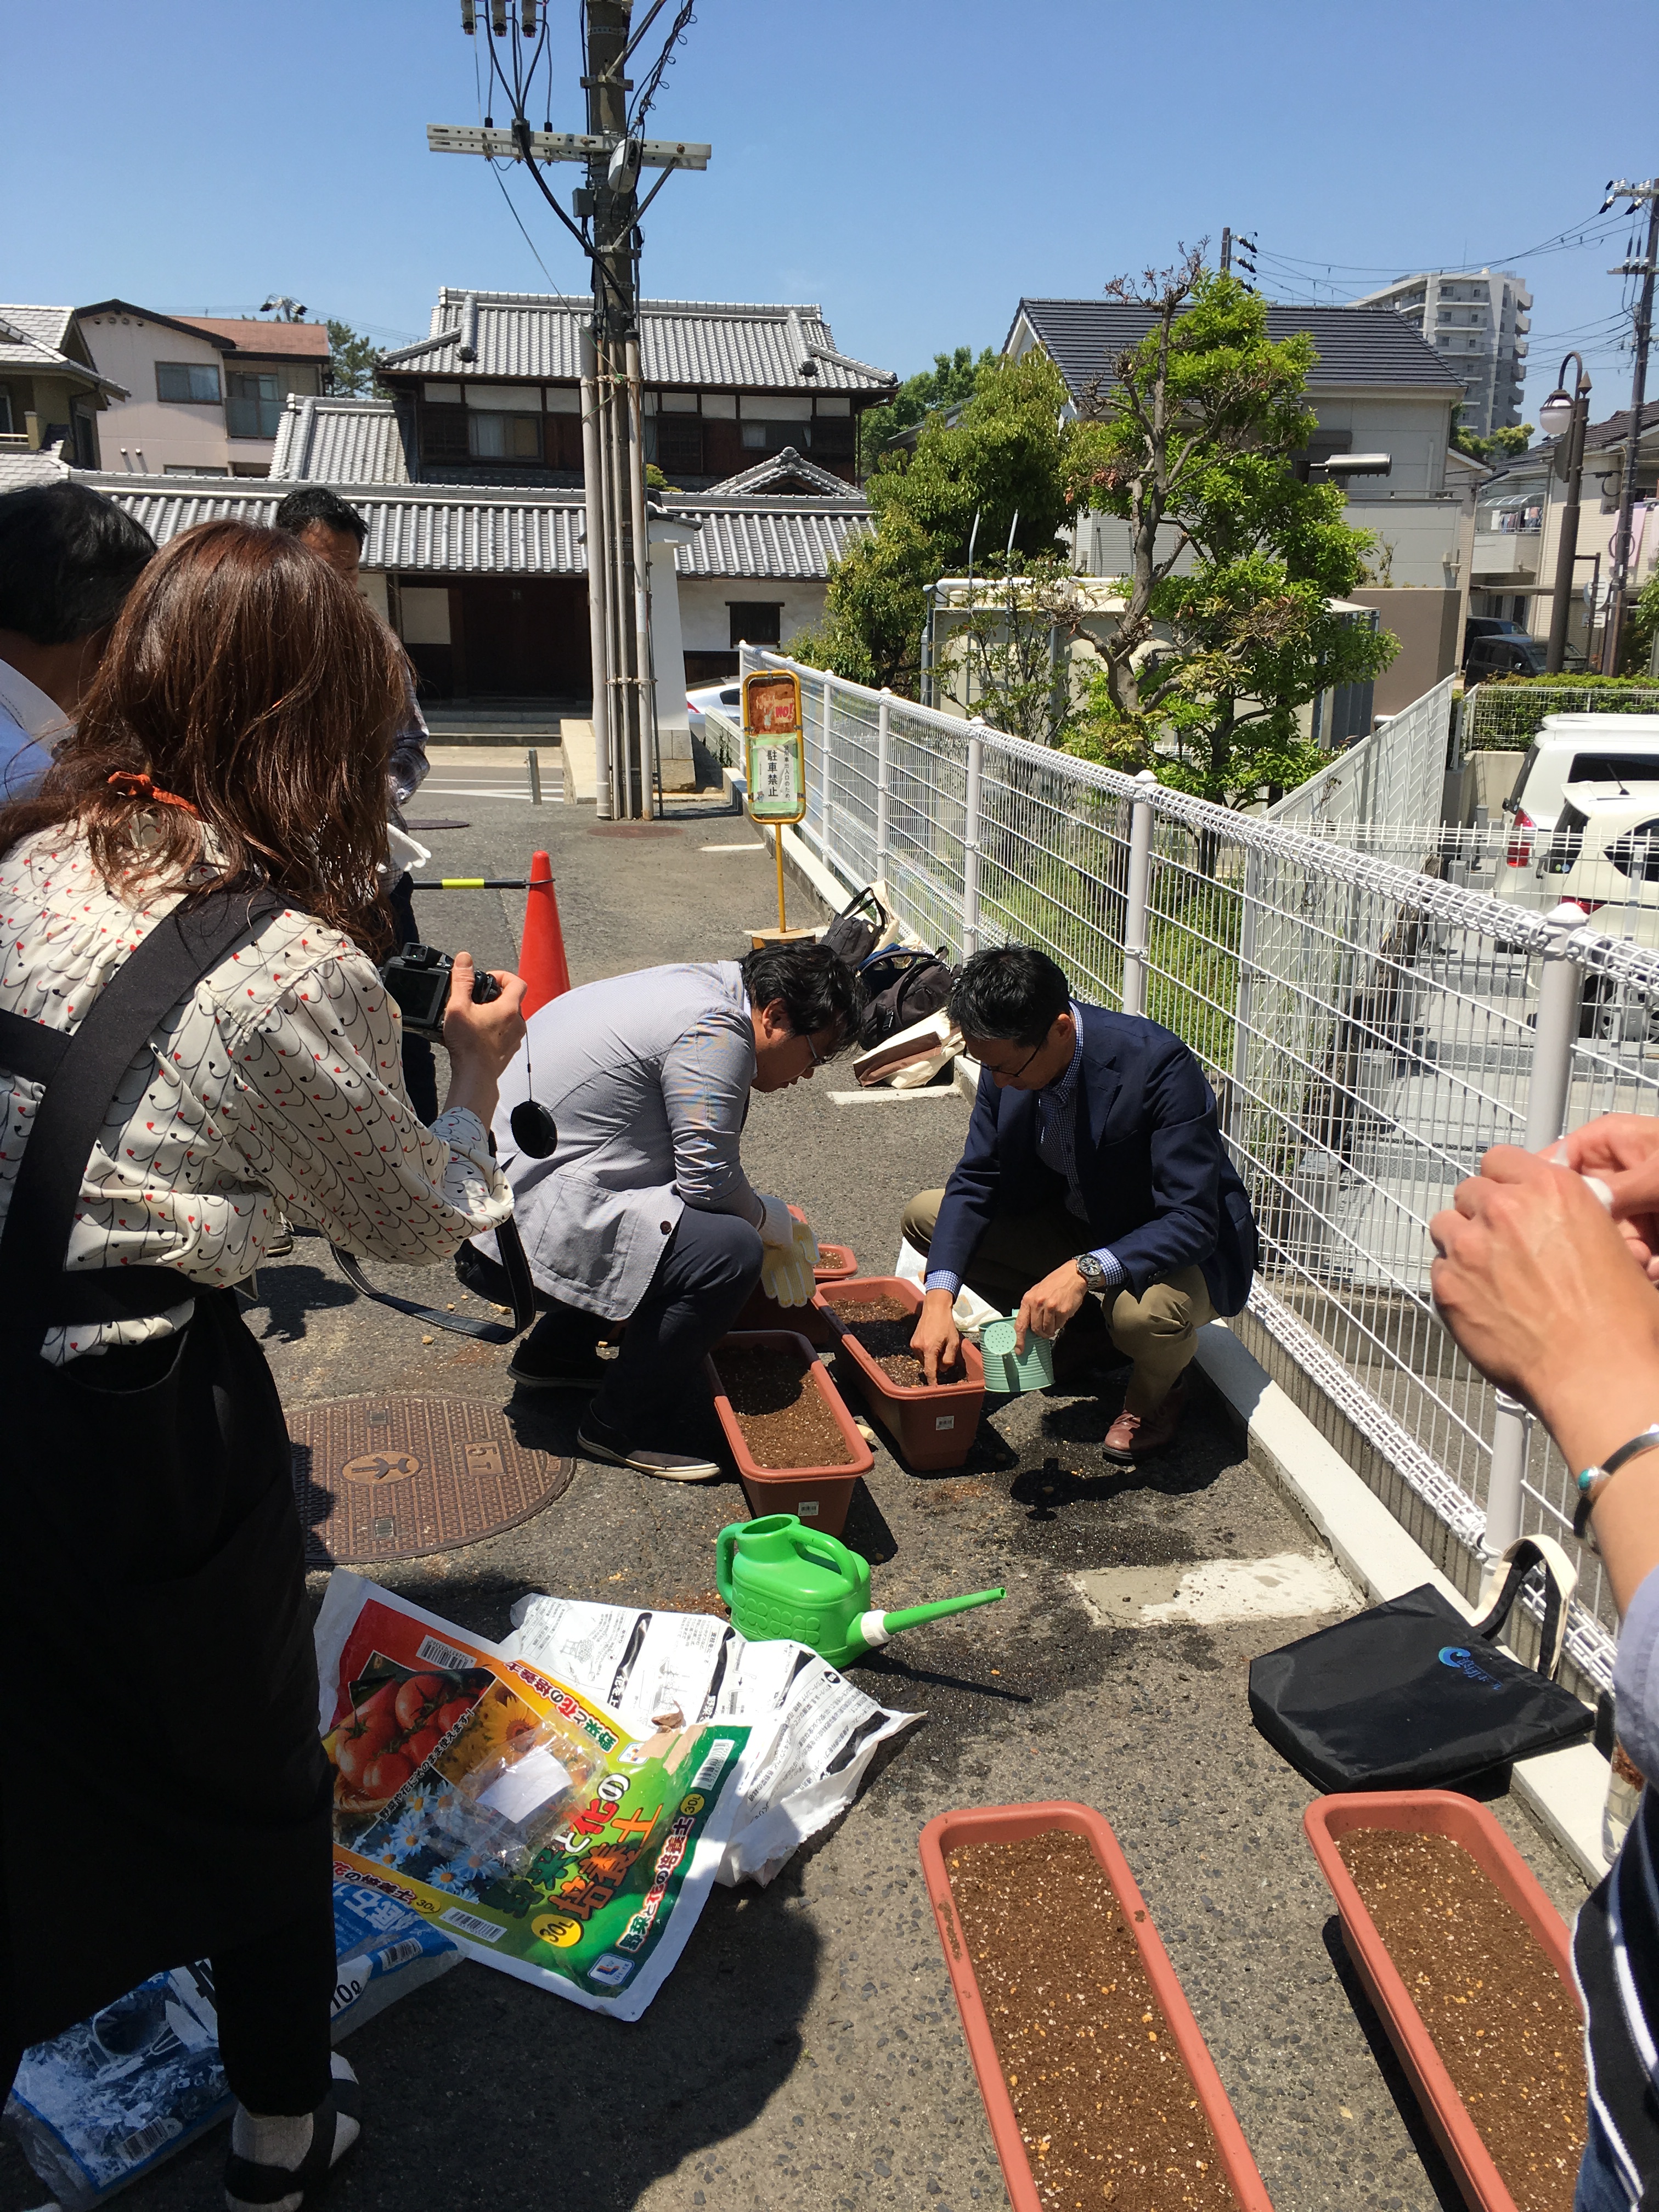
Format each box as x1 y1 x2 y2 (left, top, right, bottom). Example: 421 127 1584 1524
920 1801 1272 2212
1304 1790 1580 2212
817 1274 985 1471
733 1232 857 1344
705 1329 873 1536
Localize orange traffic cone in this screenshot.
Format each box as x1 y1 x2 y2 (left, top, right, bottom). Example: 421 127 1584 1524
518 849 571 1018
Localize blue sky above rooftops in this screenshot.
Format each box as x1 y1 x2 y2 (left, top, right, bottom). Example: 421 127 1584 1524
2 0 1647 413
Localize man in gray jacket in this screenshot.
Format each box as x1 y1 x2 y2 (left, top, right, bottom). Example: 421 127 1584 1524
459 944 862 1480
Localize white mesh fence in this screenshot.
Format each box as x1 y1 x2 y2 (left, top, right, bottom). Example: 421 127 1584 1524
1267 675 1455 839
723 651 1659 1690
1463 682 1659 753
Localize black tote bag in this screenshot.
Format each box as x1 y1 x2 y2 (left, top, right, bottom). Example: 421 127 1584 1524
1248 1537 1594 1792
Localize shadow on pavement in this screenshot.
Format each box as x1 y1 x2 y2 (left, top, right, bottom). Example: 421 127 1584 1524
1319 1915 1467 2212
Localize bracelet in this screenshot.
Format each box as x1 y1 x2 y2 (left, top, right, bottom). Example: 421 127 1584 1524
1572 1426 1659 1547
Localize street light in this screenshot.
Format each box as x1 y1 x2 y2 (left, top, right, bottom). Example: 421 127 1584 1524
1541 352 1592 675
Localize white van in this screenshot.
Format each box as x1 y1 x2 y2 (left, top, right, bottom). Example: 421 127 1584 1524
1494 714 1659 911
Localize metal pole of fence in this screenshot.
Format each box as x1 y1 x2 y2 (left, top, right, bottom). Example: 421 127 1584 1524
1485 900 1587 1558
1120 770 1158 1019
1228 843 1262 1142
527 748 542 805
819 673 834 870
962 720 985 956
874 687 893 889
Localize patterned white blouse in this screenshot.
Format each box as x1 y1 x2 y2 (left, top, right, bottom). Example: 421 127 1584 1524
0 827 512 1363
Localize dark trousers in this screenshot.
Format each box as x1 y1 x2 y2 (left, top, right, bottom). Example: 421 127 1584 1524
387 871 439 1124
459 1207 764 1442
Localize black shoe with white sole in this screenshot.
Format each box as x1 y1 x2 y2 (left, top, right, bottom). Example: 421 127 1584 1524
507 1314 608 1392
577 1413 722 1483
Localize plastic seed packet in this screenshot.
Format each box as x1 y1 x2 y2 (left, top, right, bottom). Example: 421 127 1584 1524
3 1880 456 2210
313 1571 752 2021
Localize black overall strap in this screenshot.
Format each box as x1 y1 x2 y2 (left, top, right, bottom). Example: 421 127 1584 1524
0 887 280 1339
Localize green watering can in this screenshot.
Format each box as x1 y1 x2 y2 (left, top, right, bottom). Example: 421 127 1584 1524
715 1513 1006 1671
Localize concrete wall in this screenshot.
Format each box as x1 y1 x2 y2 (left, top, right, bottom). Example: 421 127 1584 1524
675 576 829 655
1348 588 1460 717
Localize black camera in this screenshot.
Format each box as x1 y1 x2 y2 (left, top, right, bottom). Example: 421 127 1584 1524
381 941 503 1040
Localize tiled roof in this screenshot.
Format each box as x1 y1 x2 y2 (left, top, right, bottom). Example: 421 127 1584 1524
78 474 871 580
381 290 896 393
0 446 74 492
170 315 331 358
270 396 411 483
0 306 128 398
701 445 859 497
1011 298 1467 399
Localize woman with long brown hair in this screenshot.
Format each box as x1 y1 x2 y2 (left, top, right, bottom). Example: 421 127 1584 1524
0 519 525 2209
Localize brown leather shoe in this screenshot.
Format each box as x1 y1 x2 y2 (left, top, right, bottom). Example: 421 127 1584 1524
1101 1380 1187 1464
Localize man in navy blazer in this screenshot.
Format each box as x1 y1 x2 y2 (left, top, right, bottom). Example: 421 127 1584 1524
905 945 1257 1462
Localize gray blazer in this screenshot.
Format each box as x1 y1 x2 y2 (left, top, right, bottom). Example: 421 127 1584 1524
478 960 765 1319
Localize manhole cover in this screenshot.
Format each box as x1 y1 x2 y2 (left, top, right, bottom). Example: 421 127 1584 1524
586 823 681 838
289 1396 573 1566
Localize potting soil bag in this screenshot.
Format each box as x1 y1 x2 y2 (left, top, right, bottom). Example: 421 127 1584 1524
1249 1537 1593 1791
313 1572 751 2021
2 1879 456 2210
504 1593 923 1886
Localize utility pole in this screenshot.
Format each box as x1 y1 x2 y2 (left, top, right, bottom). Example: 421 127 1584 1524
1219 228 1257 292
1541 353 1594 673
1600 176 1658 674
426 2 709 817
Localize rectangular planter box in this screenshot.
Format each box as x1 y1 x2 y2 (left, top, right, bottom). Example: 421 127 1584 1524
920 1800 1272 2212
705 1329 873 1536
734 1239 857 1345
817 1274 985 1471
1304 1790 1580 2212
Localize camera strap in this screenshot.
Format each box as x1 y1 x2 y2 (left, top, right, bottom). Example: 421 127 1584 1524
331 1212 537 1343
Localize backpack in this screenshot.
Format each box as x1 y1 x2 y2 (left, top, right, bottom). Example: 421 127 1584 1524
857 946 957 1045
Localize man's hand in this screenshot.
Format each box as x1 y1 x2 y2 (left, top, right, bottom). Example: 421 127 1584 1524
439 951 527 1129
1552 1114 1659 1278
911 1287 962 1386
1015 1260 1088 1352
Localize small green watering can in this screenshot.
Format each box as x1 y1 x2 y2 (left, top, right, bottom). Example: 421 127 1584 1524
715 1513 1005 1671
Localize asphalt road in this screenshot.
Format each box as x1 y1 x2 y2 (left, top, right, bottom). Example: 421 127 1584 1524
0 792 1592 2212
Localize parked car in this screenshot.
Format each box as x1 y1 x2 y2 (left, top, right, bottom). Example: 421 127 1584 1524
1493 714 1659 914
1466 632 1551 680
1462 615 1532 670
686 680 741 747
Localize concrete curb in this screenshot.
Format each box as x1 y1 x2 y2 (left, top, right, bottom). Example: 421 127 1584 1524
1194 1319 1611 1889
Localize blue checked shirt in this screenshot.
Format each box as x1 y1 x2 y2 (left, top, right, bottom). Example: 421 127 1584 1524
924 1004 1124 1301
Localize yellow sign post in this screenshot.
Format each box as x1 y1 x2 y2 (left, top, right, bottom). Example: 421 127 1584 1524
741 669 806 935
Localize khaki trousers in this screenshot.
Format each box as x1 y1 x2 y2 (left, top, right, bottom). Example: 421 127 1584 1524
902 1188 1215 1415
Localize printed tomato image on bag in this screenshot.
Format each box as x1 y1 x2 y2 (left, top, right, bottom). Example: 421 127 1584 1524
313 1572 752 2021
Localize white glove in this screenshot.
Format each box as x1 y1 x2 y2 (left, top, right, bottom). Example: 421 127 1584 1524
755 1193 797 1248
755 1203 819 1310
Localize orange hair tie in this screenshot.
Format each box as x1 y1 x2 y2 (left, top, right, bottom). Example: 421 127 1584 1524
107 770 200 816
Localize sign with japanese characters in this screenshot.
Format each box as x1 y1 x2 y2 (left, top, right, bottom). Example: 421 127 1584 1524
742 669 806 824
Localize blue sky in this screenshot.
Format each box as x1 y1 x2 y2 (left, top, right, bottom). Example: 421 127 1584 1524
3 0 1649 413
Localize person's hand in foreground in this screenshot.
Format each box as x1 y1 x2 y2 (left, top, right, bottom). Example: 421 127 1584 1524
1015 1259 1089 1354
1552 1114 1659 1280
1431 1144 1659 1613
911 1288 962 1386
439 951 527 1127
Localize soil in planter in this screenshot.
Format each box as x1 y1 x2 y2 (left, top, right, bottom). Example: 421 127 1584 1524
826 1295 963 1389
716 1347 855 1470
1336 1828 1585 2212
814 1245 854 1278
947 1830 1232 2212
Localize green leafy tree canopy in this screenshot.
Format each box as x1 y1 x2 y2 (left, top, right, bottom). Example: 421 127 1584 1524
856 345 997 477
326 319 386 399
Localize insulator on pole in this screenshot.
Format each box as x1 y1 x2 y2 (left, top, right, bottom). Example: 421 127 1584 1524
521 0 538 29
490 0 507 34
460 0 475 28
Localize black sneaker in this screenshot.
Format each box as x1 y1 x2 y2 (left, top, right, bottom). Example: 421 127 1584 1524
507 1316 608 1392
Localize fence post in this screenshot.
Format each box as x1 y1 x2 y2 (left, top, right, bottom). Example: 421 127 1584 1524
1484 901 1587 1558
1120 769 1158 1019
875 686 893 888
819 673 834 866
1228 843 1262 1143
962 720 985 956
527 747 542 806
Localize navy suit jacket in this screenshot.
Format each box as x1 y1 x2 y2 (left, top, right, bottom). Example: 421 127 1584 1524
929 1007 1258 1317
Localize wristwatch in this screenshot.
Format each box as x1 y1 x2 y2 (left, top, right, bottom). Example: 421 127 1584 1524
1075 1252 1109 1290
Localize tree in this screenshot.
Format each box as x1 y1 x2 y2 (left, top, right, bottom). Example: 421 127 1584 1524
941 554 1097 748
326 319 385 398
1061 256 1396 809
793 348 1071 693
856 345 996 478
1451 403 1535 466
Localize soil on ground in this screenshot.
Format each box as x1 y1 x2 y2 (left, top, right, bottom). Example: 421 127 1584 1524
1337 1828 1586 2212
715 1345 855 1469
947 1829 1234 2212
826 1294 963 1390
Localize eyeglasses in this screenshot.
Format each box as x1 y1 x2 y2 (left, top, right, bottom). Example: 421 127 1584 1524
801 1031 828 1068
985 1041 1042 1082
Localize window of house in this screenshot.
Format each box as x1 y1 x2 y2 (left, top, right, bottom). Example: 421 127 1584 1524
809 417 855 459
156 362 222 404
421 405 470 462
467 412 541 460
227 371 282 440
0 390 12 435
654 415 703 474
729 601 782 648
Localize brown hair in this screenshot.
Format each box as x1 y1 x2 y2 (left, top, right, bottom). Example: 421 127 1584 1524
0 517 407 944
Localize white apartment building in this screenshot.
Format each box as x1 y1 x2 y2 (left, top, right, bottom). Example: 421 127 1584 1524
1347 269 1531 439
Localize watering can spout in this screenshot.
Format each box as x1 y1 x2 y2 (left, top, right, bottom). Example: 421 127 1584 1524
851 1585 1006 1658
